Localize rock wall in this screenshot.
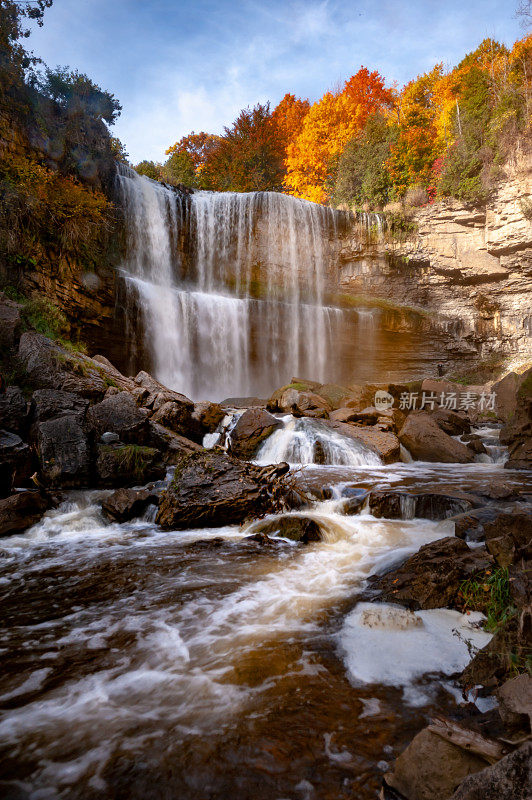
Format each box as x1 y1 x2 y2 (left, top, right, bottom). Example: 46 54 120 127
337 151 532 364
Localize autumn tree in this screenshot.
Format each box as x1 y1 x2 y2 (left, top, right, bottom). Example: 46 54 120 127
134 160 160 181
285 68 393 203
203 102 285 192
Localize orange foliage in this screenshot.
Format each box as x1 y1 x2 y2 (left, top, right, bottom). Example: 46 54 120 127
284 68 394 203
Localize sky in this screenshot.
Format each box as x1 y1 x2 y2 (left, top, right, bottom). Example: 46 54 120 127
26 0 525 164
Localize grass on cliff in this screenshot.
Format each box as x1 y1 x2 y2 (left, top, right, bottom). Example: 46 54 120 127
2 285 87 353
458 567 515 633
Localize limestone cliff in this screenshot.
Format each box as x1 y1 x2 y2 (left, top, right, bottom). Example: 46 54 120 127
337 150 532 364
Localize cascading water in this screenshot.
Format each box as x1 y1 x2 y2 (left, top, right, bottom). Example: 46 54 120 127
255 416 382 467
116 166 365 400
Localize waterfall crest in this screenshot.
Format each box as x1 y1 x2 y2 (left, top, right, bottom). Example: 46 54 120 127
117 166 365 400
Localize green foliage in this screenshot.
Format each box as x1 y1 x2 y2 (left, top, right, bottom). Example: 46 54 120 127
160 152 197 186
23 295 68 339
459 567 516 633
134 160 161 181
333 113 396 207
384 208 417 241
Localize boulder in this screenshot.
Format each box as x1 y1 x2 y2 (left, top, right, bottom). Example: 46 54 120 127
267 384 331 417
449 742 532 800
18 332 109 398
37 415 90 487
191 401 225 435
220 396 266 408
87 392 150 444
229 408 283 458
134 371 194 412
368 537 493 610
95 443 165 488
0 387 29 435
0 490 51 537
483 511 532 568
150 400 195 437
460 617 522 690
450 507 501 543
496 674 532 733
0 430 33 494
385 727 489 800
0 292 22 351
32 388 88 424
369 490 475 520
431 408 471 436
325 420 400 463
102 486 160 523
148 422 202 463
399 412 475 463
157 450 289 530
492 371 520 422
501 368 532 470
314 382 349 410
247 514 322 543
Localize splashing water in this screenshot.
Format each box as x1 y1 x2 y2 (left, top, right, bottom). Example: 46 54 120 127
255 416 382 466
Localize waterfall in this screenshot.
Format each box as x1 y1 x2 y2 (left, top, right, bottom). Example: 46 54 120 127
255 417 382 467
116 166 358 401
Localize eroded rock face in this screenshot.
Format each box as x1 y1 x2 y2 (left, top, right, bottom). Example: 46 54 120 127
501 368 532 470
0 387 29 435
87 392 150 444
32 389 89 424
0 292 22 352
229 408 283 459
448 742 532 800
385 727 489 800
368 537 493 610
399 412 475 463
157 450 289 530
369 490 475 520
247 514 322 543
37 415 90 487
102 486 160 523
0 491 51 537
0 430 33 494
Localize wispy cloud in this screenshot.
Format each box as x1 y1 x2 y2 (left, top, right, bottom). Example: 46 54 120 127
28 0 523 162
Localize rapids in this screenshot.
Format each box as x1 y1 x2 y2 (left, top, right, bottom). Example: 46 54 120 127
1 423 530 799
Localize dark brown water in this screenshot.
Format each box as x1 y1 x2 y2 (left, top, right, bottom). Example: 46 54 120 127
1 440 530 800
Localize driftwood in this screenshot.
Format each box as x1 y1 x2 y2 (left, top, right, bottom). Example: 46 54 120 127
428 716 510 764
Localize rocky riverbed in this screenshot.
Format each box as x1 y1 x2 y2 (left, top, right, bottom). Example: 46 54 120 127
0 292 531 800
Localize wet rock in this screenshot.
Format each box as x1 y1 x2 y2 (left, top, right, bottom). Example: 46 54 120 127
329 407 360 423
87 392 150 445
369 490 475 520
450 507 501 542
18 332 109 398
0 490 51 537
0 292 22 351
492 371 520 423
0 387 29 435
501 368 532 470
481 480 519 501
496 674 532 733
267 384 331 417
102 486 160 523
325 420 401 463
460 616 522 690
431 408 471 436
483 511 532 568
340 486 369 514
148 422 202 463
399 412 475 463
157 450 289 530
368 537 493 610
0 430 33 494
150 400 196 437
385 727 489 800
32 388 89 424
247 514 322 543
229 408 283 459
134 371 194 412
37 415 90 487
449 741 532 800
466 438 488 456
95 443 165 488
191 401 225 435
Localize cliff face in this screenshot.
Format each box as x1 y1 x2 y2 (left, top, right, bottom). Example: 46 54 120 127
337 153 532 364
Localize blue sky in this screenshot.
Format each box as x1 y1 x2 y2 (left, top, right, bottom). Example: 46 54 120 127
27 0 524 164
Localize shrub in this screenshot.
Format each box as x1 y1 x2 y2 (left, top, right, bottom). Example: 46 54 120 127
458 567 515 633
404 184 429 207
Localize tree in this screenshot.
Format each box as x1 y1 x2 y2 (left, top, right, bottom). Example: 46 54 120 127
333 113 396 207
134 160 160 181
163 131 218 187
285 67 394 203
203 103 285 192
